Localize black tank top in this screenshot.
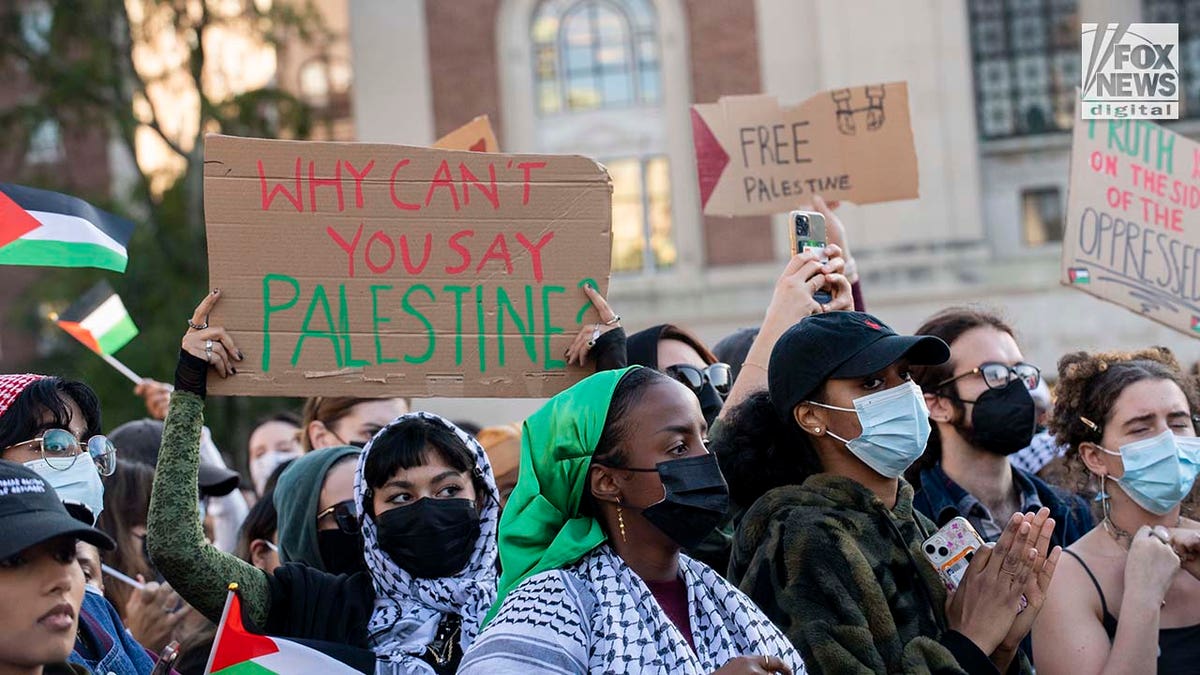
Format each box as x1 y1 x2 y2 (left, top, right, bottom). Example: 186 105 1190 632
1063 550 1200 674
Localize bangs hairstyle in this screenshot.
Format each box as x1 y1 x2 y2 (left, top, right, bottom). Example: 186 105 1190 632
363 417 489 507
0 377 101 449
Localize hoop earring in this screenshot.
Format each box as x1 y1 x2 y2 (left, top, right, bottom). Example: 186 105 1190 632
1095 474 1112 522
616 503 627 543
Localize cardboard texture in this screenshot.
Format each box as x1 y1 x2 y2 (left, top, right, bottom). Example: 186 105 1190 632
203 134 613 397
690 82 919 216
433 115 500 153
1063 117 1200 339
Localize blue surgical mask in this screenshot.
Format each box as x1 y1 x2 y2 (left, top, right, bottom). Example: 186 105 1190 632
1099 430 1200 515
25 452 106 525
809 380 931 479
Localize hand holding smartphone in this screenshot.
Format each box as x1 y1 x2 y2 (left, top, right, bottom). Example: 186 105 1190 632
922 517 985 592
788 210 832 305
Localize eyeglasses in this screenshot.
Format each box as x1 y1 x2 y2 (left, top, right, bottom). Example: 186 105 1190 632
664 363 733 398
317 499 360 534
5 428 116 476
937 362 1041 392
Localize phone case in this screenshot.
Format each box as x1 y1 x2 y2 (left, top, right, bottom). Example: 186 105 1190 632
921 517 984 592
788 211 827 262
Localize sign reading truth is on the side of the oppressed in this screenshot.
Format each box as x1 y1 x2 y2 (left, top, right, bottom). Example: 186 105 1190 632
690 82 919 216
202 134 613 397
1063 117 1200 338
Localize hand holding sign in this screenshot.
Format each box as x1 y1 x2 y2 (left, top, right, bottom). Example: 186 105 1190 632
182 290 243 379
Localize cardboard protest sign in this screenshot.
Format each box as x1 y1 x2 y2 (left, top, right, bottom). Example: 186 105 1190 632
202 134 613 397
690 82 918 215
433 115 499 153
1063 117 1200 339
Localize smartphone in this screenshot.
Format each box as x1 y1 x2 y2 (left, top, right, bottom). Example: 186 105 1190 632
150 641 179 675
921 517 985 592
788 210 832 304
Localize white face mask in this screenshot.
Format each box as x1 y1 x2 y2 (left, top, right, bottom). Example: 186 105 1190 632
25 452 105 525
250 449 300 494
808 380 932 479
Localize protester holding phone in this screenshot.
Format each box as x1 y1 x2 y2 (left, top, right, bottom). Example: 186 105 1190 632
1032 348 1200 674
715 312 1058 674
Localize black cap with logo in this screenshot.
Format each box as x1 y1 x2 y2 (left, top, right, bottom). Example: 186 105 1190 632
0 459 114 560
768 311 950 421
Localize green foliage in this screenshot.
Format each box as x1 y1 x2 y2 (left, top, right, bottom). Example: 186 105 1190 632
0 0 324 465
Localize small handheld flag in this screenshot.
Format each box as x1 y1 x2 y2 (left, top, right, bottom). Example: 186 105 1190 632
0 183 135 272
53 281 143 385
205 586 365 674
55 281 138 356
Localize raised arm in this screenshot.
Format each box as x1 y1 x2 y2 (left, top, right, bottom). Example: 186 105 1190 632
145 291 271 626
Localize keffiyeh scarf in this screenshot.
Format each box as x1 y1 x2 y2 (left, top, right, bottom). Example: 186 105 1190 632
353 412 499 674
462 545 805 674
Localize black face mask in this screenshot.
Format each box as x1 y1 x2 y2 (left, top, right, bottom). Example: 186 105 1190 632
956 380 1037 456
622 453 730 549
374 498 480 579
317 529 367 575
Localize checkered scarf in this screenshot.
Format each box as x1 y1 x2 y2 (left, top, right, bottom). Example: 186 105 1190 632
353 412 498 674
0 374 47 419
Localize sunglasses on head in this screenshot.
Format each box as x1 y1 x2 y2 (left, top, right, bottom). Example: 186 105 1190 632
317 499 360 534
5 428 116 476
937 362 1041 392
664 363 733 398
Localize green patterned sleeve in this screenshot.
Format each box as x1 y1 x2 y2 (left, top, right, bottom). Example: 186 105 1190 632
146 390 271 626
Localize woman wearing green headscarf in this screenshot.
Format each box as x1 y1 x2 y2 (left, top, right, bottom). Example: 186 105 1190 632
461 367 803 674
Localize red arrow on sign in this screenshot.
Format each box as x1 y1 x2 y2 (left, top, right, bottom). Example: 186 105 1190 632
690 108 729 210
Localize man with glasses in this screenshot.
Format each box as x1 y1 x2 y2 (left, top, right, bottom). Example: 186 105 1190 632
909 309 1092 549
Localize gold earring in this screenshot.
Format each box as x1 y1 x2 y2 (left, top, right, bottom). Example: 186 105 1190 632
616 504 627 543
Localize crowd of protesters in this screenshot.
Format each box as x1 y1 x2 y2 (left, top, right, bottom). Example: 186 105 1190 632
2 196 1199 675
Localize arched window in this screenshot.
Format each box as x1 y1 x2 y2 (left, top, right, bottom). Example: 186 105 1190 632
527 0 673 273
532 0 660 115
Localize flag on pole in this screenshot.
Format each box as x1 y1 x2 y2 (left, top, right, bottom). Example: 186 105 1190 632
205 586 364 674
0 183 135 272
55 281 138 355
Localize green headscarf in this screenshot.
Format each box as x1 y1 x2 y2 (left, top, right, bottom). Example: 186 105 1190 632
273 445 361 571
484 366 637 625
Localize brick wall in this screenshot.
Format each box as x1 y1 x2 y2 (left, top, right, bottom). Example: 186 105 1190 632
425 1 504 142
684 0 773 266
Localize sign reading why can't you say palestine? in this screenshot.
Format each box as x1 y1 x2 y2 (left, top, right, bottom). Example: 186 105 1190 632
202 134 613 398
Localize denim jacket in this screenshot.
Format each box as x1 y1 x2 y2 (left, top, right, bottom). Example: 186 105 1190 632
913 462 1093 550
71 588 156 675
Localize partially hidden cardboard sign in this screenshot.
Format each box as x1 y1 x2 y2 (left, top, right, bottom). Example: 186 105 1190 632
691 82 919 215
433 115 499 153
1063 117 1200 339
203 134 613 397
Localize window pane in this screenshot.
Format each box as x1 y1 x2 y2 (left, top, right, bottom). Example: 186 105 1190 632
608 159 645 272
602 71 631 105
646 157 675 270
1022 187 1064 246
968 0 1078 139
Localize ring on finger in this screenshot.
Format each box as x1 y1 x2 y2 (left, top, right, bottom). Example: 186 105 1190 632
1152 530 1171 545
603 315 621 326
188 319 208 331
762 655 769 669
205 339 214 363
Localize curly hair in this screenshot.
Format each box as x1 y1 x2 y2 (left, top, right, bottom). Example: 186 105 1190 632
1048 346 1199 499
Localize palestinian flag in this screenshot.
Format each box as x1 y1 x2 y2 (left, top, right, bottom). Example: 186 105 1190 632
1068 267 1091 284
55 281 138 355
205 587 365 674
0 183 135 272
1192 316 1200 333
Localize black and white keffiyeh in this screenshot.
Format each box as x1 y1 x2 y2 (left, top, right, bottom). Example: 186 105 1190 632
460 544 806 674
353 411 499 674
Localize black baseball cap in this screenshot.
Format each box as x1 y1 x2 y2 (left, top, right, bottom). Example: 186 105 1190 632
0 460 114 560
109 419 241 496
768 311 950 421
